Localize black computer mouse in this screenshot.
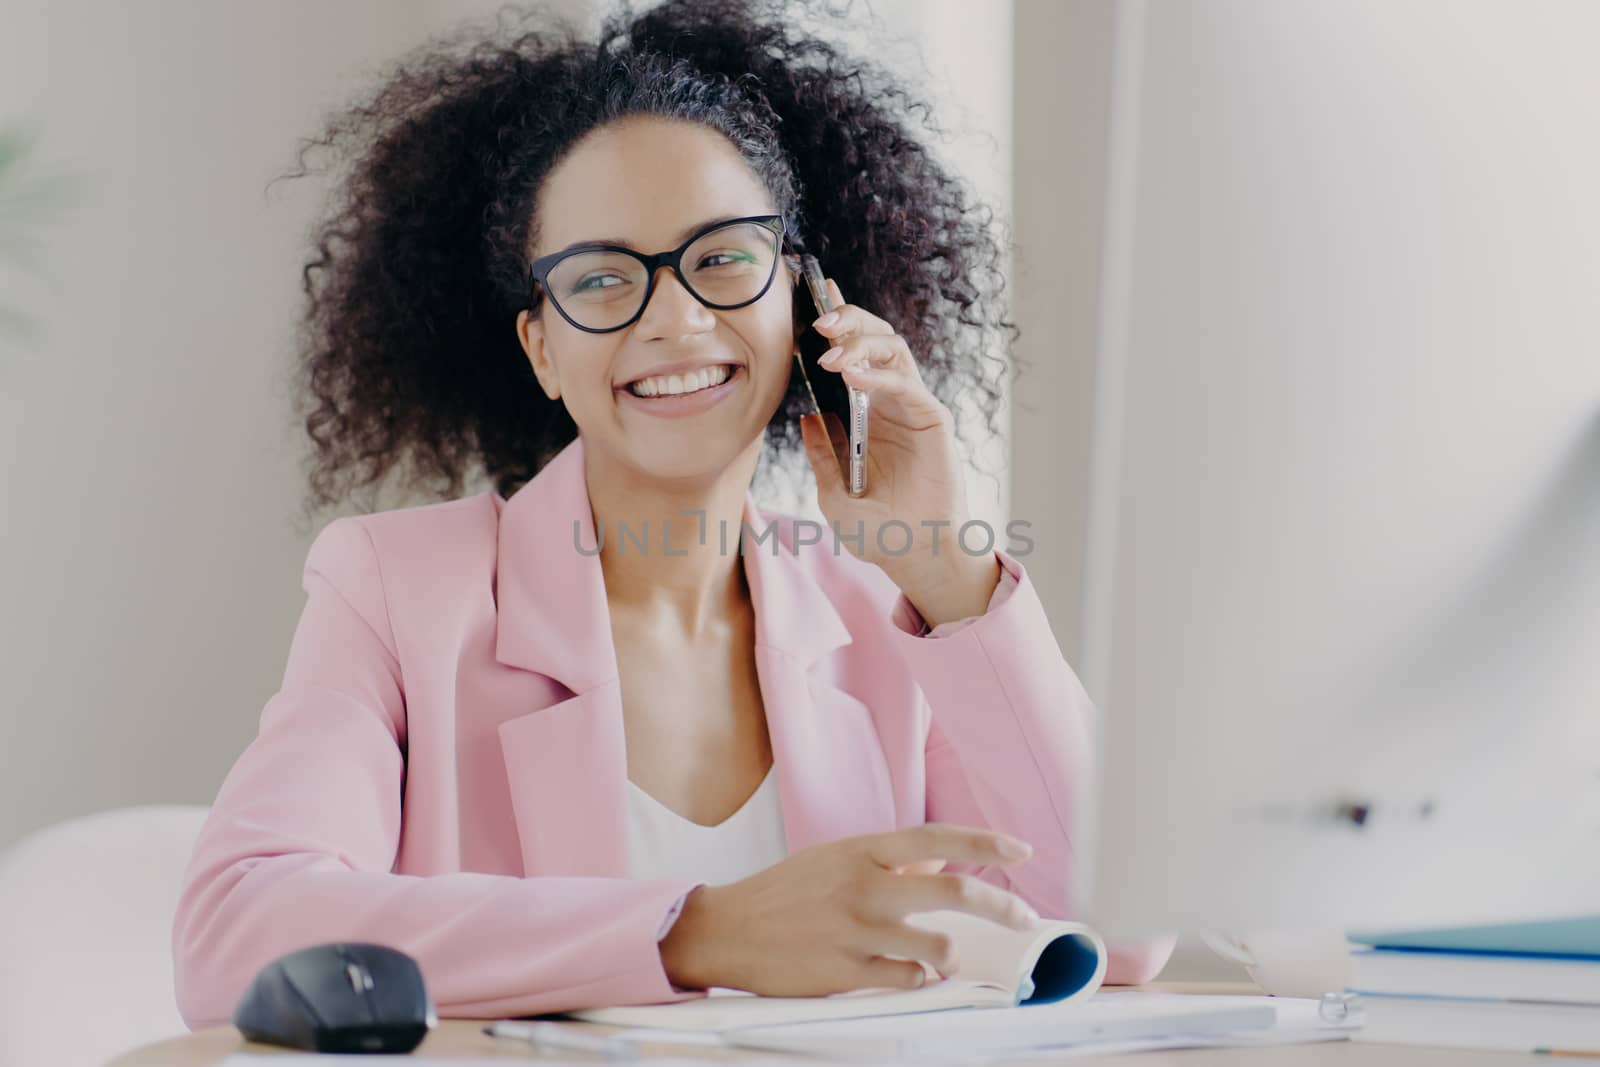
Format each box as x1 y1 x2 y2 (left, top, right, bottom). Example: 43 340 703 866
232 942 437 1053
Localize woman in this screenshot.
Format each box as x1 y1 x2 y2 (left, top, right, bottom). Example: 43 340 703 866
171 0 1175 1029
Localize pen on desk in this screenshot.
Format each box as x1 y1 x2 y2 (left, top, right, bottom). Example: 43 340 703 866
483 1019 641 1059
1534 1051 1600 1058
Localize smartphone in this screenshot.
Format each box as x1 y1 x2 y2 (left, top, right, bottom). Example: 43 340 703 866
799 255 869 498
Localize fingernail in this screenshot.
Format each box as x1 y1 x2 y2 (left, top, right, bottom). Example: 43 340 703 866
912 968 926 988
816 310 840 328
999 838 1032 861
820 346 842 366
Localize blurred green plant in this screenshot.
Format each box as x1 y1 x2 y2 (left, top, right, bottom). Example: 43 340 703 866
0 124 87 342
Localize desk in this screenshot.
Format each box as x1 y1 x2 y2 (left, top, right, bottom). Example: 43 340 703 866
108 983 1550 1066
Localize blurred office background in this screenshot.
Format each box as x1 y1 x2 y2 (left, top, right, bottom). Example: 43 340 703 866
4 0 1597 990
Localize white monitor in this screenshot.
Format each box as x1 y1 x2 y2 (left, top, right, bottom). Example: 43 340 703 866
1073 0 1600 939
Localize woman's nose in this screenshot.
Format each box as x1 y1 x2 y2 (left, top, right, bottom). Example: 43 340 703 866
635 267 716 336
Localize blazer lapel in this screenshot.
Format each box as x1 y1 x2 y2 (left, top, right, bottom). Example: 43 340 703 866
493 436 628 877
738 508 900 854
491 434 898 878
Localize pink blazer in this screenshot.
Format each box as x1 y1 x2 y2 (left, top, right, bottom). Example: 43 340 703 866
171 434 1175 1030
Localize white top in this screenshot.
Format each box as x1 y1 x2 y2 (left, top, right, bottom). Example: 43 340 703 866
621 573 1020 890
626 767 789 885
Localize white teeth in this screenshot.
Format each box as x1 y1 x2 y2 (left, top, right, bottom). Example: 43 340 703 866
627 364 732 397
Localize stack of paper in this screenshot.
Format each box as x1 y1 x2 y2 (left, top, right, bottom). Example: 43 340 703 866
564 991 1358 1061
716 992 1291 1060
1346 914 1600 1053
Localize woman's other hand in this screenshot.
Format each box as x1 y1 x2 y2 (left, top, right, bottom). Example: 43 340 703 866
658 823 1038 995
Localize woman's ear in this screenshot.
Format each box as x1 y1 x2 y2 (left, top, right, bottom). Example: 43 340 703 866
516 308 560 401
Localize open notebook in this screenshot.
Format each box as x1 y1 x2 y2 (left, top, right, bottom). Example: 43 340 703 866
565 910 1108 1032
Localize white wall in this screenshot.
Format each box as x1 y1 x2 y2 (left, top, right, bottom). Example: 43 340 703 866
1009 0 1116 671
0 0 1015 850
0 0 542 850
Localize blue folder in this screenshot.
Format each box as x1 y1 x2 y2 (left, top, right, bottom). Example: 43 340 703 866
1347 916 1600 960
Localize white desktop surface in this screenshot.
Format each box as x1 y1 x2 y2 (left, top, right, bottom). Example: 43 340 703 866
106 983 1552 1066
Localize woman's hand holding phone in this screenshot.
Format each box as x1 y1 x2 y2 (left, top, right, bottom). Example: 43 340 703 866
657 824 1038 996
798 275 1003 628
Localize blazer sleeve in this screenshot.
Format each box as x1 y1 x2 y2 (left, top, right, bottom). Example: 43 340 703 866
170 517 705 1030
885 548 1178 986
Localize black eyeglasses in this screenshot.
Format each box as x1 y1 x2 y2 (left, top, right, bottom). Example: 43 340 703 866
527 214 790 334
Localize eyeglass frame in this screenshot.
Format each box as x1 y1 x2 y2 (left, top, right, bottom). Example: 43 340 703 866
526 213 793 335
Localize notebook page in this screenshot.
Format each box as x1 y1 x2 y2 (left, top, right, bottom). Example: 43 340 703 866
567 978 1012 1031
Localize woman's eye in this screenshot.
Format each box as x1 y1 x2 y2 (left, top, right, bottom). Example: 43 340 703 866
697 251 755 269
573 274 626 292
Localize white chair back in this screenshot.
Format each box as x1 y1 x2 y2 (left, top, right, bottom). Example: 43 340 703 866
0 805 210 1067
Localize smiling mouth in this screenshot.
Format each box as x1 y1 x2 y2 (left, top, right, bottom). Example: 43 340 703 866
621 364 739 398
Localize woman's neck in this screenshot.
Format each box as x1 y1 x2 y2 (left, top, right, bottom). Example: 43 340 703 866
585 447 761 640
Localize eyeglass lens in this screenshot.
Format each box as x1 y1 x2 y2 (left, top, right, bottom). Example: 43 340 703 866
543 221 780 330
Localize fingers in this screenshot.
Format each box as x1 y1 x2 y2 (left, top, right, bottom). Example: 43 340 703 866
854 955 935 992
894 858 947 877
864 923 962 977
799 411 849 496
853 827 1039 933
818 333 910 374
879 871 1040 932
863 822 1033 870
807 279 946 428
815 334 945 428
812 280 895 341
838 358 934 420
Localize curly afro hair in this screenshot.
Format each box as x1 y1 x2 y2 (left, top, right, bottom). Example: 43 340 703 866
280 0 1020 532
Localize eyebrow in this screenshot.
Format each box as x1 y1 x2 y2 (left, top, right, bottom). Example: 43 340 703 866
550 214 754 257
